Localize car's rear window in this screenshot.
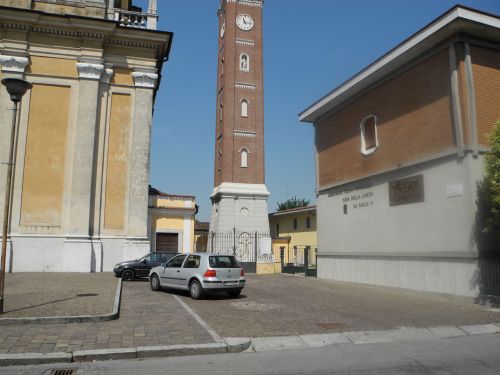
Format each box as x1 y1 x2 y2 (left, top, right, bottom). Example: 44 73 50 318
209 256 240 268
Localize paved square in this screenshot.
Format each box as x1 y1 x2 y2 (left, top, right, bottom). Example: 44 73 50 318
178 274 500 337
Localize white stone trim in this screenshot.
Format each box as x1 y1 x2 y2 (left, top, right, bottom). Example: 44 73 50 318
183 215 192 253
76 63 104 80
234 130 256 138
101 68 114 84
360 115 379 155
211 182 270 198
0 55 29 73
236 39 255 46
227 0 263 7
235 83 255 90
132 72 158 88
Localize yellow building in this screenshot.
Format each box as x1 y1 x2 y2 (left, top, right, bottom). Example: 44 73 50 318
194 221 209 253
269 206 317 271
0 0 172 272
148 186 196 254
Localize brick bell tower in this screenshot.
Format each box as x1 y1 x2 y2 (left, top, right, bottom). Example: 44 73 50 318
209 0 270 235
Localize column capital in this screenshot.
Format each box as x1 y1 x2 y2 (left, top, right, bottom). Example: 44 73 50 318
0 55 29 73
76 62 104 80
132 71 158 88
101 68 114 84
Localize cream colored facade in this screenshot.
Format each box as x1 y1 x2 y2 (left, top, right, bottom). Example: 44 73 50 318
0 1 172 272
148 187 196 254
269 206 317 270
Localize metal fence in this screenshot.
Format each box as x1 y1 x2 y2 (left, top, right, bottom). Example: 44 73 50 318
279 245 317 277
208 229 273 272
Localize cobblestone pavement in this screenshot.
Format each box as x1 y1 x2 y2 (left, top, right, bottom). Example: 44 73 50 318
0 281 215 354
179 274 500 338
3 273 117 318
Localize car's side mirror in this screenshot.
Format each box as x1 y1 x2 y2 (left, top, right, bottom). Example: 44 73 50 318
161 263 166 268
141 259 148 264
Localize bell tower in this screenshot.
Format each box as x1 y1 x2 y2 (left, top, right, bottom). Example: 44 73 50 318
209 0 270 235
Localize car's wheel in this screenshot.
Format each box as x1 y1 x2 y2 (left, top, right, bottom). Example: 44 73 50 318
121 269 135 281
189 280 205 300
227 289 241 298
150 274 161 291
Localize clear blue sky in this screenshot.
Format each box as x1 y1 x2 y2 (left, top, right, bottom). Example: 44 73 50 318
137 0 500 222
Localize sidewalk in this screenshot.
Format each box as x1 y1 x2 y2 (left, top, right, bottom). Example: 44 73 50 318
2 273 117 319
0 278 216 355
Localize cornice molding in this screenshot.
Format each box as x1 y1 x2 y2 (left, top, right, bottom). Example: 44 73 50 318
236 39 255 46
235 82 255 90
234 130 256 138
0 55 29 73
76 62 104 80
227 0 263 7
132 71 158 88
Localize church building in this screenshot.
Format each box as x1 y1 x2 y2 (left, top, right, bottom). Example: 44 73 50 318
0 0 172 272
300 6 500 297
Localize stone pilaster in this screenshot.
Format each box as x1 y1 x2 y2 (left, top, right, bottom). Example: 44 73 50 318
0 55 28 238
66 61 103 236
127 71 156 240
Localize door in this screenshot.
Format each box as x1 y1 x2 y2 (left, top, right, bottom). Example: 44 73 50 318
178 255 201 289
160 255 187 288
156 233 179 252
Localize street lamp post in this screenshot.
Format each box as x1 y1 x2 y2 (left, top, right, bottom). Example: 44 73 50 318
0 78 32 314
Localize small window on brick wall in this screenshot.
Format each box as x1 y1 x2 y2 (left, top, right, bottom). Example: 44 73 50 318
241 99 248 117
360 115 378 155
240 148 248 168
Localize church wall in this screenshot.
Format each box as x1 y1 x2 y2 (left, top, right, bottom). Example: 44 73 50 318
0 6 172 272
104 93 132 231
20 83 71 227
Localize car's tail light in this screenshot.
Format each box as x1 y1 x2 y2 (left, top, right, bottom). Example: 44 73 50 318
203 269 217 278
240 268 245 277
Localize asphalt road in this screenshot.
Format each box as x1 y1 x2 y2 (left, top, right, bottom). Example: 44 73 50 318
3 334 500 374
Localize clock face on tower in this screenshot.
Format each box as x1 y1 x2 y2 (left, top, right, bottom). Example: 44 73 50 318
236 14 254 31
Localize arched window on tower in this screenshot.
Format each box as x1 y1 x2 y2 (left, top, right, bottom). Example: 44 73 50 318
241 99 248 117
240 53 249 72
240 148 248 168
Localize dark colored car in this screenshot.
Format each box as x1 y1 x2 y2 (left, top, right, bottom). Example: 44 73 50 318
113 252 179 281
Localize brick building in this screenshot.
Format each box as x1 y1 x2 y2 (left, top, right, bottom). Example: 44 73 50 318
300 6 500 297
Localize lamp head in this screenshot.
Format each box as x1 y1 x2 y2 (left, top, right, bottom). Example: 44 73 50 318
1 78 32 103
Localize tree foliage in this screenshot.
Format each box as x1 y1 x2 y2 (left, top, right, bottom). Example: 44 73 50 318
482 120 500 237
276 196 310 212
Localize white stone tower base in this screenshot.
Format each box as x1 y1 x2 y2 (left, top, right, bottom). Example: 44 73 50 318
209 183 273 273
210 183 270 233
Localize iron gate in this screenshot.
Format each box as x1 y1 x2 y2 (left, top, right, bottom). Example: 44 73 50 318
280 245 317 277
209 229 273 273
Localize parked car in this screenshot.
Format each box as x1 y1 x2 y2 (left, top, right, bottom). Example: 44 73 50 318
149 253 245 299
113 252 179 281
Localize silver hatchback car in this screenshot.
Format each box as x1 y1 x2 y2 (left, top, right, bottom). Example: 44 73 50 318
149 253 246 299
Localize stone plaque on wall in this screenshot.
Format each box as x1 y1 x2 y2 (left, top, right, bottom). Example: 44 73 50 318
389 174 424 206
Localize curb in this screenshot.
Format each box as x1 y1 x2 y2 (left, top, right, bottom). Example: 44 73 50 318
249 323 500 352
0 324 499 366
0 337 252 367
0 279 122 326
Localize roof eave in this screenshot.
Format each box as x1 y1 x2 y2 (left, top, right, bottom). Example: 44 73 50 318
298 6 500 124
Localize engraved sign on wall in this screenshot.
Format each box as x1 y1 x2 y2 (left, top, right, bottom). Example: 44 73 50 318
389 174 424 206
